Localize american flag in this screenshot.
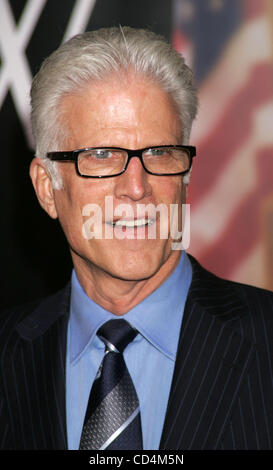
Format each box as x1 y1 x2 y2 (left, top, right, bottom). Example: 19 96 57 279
172 0 273 291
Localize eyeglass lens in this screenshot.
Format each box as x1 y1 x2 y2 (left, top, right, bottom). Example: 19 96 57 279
77 147 190 176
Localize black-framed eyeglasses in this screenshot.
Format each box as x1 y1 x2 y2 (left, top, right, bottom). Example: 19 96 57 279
46 145 196 178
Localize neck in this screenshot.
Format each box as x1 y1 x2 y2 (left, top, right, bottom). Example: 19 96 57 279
71 250 181 315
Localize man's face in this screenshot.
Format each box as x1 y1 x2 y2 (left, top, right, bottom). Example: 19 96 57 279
43 78 187 284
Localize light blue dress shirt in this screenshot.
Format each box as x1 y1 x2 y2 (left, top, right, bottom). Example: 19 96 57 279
66 251 192 450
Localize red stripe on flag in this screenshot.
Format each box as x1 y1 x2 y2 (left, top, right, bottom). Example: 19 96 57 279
172 29 190 55
197 147 273 277
243 0 265 20
188 63 273 206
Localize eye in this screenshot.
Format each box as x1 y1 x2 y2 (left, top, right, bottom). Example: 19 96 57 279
147 148 165 156
91 150 113 160
145 147 171 158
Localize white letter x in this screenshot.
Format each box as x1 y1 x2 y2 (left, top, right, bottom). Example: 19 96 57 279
0 0 96 147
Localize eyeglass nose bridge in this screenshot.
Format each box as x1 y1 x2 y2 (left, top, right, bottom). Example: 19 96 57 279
122 149 149 174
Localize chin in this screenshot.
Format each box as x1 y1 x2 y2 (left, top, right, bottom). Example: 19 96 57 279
111 267 158 282
107 250 168 282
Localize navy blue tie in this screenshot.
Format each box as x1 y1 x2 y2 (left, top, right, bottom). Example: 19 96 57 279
79 319 143 450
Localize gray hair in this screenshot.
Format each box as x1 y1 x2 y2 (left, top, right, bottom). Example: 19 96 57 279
30 26 198 189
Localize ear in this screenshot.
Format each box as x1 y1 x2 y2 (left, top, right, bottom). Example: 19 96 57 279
29 158 58 219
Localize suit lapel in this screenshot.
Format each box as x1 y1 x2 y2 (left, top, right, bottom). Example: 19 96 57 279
160 256 255 450
4 285 70 449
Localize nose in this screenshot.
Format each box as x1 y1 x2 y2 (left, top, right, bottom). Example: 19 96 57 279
114 156 152 201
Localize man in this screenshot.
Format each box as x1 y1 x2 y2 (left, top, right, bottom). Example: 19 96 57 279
0 27 272 450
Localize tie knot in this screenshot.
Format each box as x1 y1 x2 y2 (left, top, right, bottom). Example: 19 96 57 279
97 319 137 353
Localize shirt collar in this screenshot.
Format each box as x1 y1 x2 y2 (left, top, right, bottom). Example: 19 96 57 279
69 251 192 363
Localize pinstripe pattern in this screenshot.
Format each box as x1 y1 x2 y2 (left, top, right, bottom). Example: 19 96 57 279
0 256 272 449
0 287 70 449
160 256 273 449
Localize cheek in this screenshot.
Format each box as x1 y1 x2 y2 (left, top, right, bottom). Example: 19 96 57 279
155 178 185 204
59 168 107 209
53 177 85 233
55 177 115 239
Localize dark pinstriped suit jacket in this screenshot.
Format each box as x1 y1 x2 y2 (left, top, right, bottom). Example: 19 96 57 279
1 255 273 450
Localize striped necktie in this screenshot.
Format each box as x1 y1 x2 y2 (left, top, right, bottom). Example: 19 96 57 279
79 319 143 450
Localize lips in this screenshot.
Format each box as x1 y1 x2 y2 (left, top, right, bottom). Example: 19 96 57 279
107 218 155 228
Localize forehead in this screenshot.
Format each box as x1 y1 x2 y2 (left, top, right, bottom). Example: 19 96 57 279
59 77 182 148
